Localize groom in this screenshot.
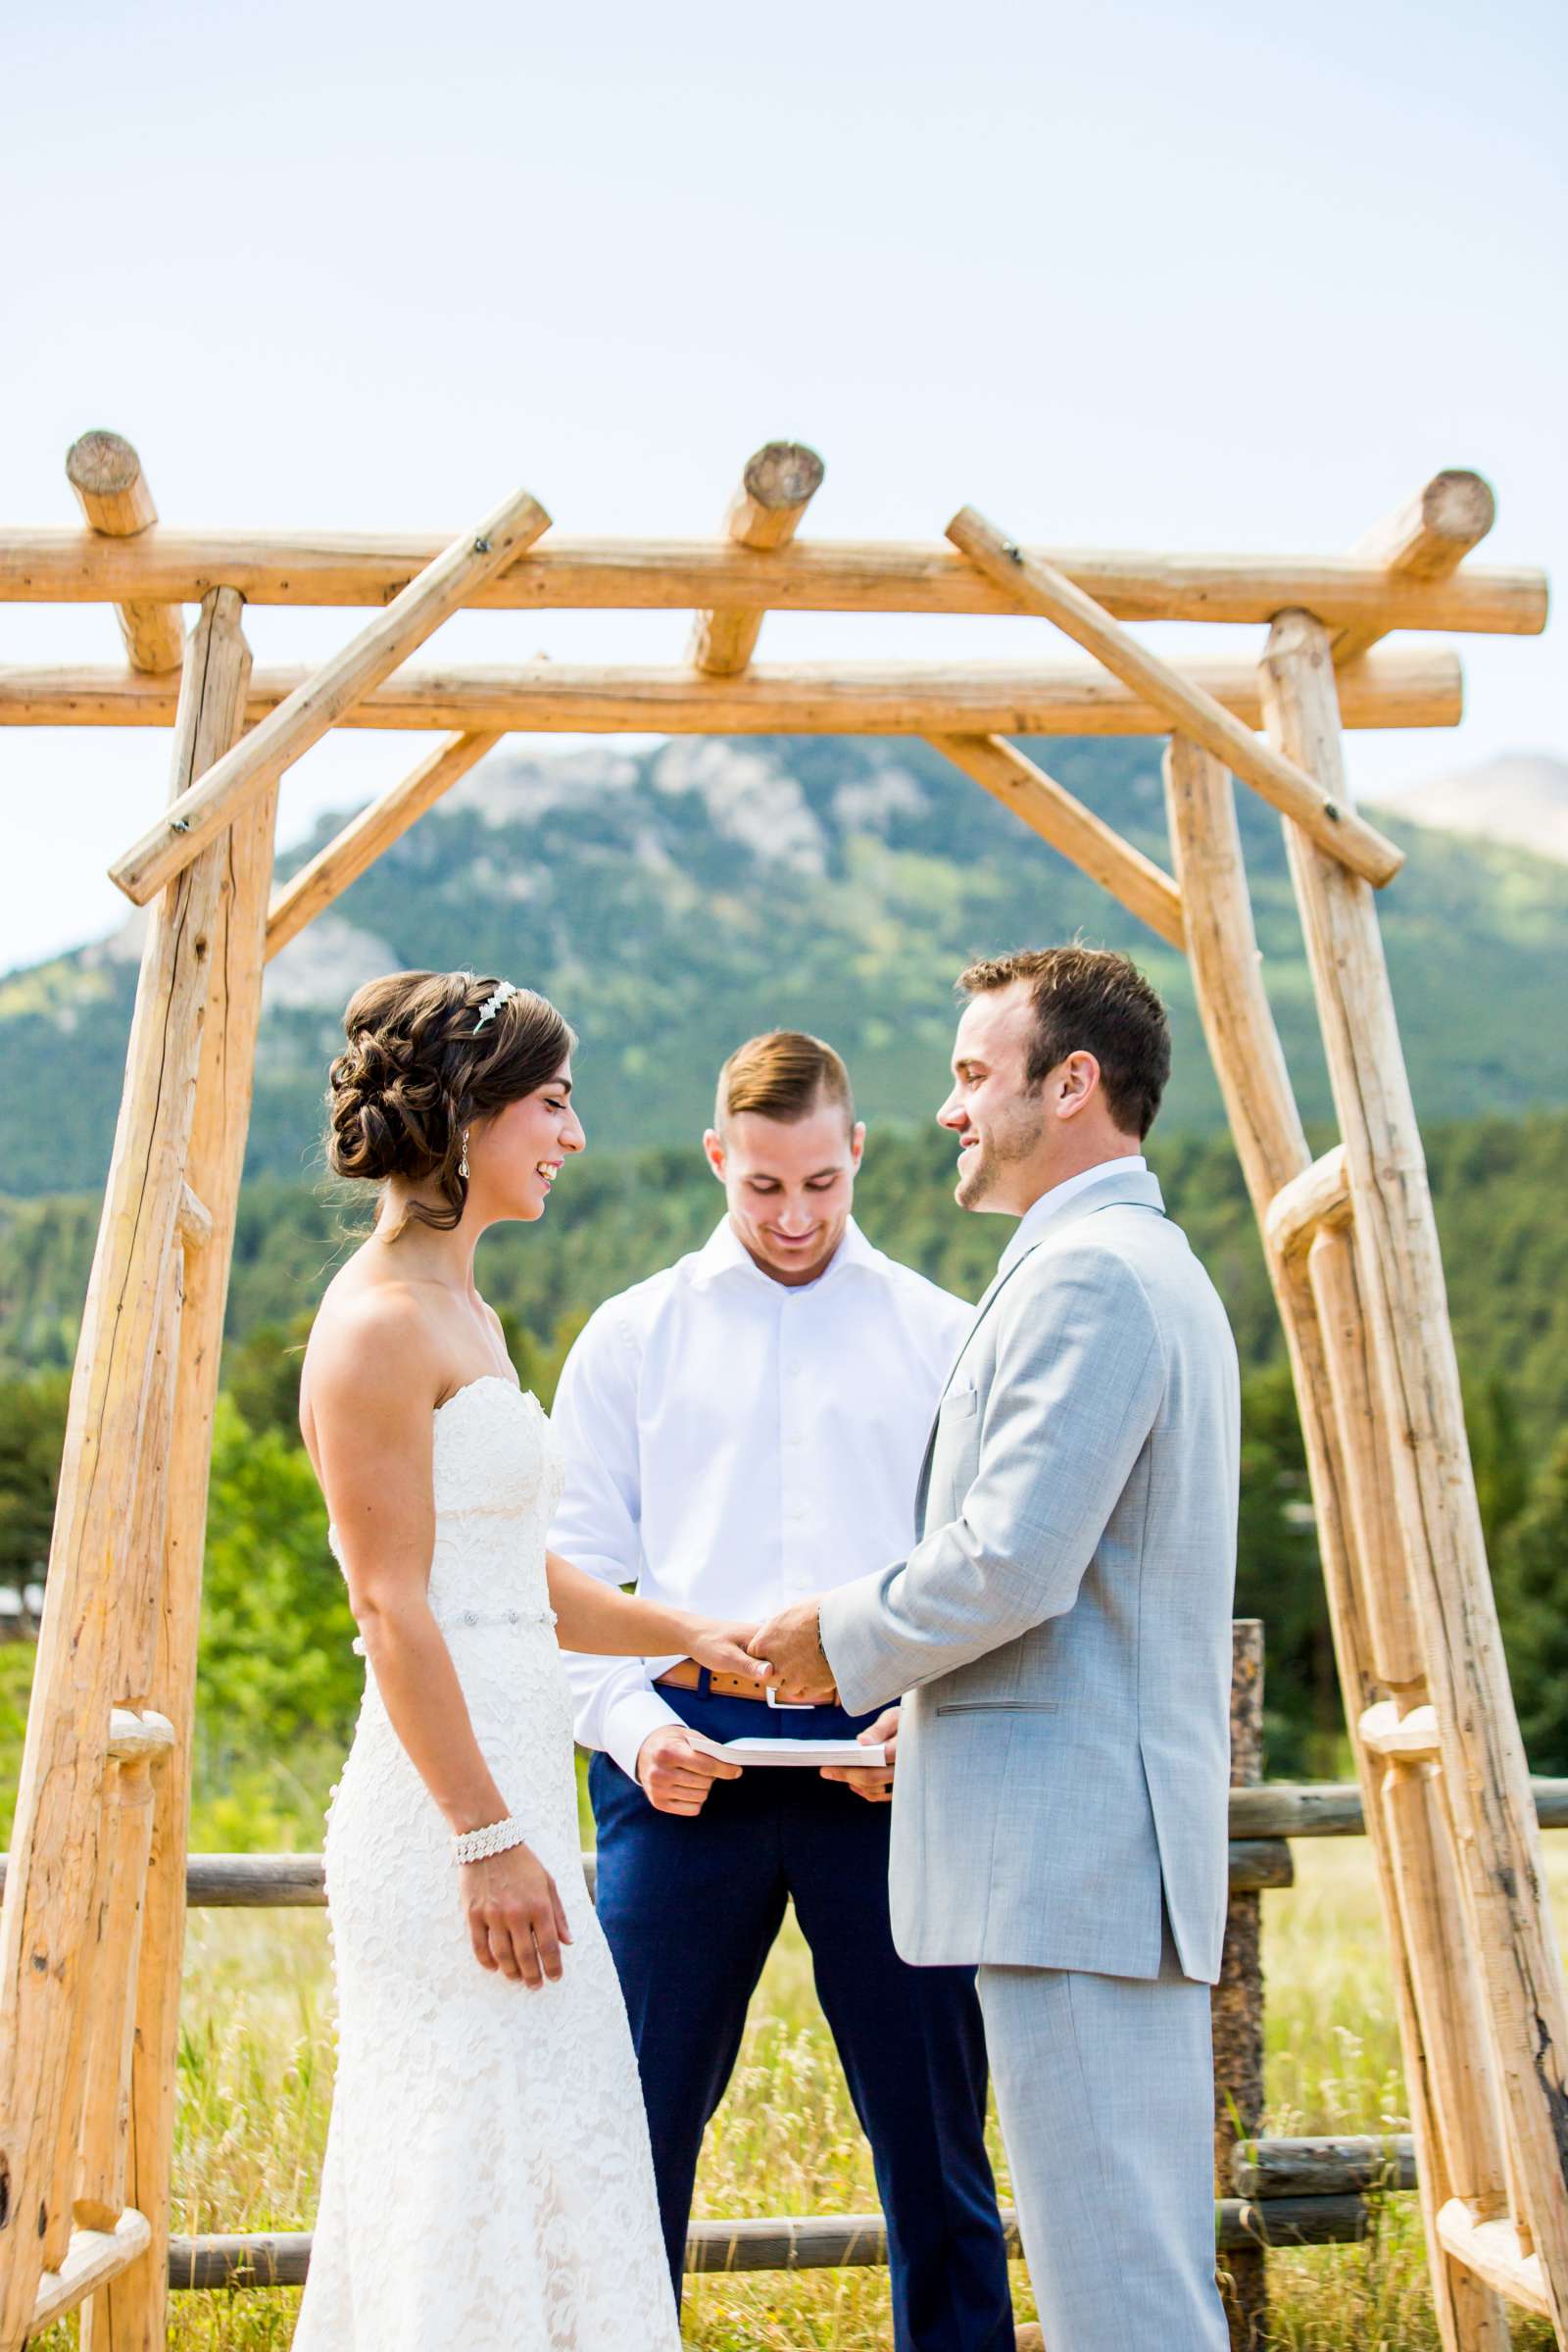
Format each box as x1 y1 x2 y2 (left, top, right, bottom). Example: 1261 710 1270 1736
757 947 1239 2352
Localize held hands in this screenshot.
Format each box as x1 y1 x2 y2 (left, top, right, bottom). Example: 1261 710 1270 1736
819 1704 901 1802
748 1598 838 1704
460 1840 573 1987
682 1615 770 1686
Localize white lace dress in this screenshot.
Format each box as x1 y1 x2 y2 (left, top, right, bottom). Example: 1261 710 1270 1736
293 1377 680 2351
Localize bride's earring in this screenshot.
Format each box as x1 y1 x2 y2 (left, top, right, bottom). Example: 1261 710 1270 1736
459 1128 470 1181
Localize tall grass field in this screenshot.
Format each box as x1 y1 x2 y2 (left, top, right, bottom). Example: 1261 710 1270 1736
24 1760 1568 2349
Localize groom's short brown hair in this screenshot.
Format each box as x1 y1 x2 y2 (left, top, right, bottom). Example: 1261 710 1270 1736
715 1031 855 1132
957 946 1171 1139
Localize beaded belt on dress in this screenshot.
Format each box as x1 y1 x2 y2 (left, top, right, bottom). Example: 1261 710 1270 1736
351 1605 557 1655
438 1606 558 1632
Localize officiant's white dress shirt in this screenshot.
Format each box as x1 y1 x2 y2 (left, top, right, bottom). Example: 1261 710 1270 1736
550 1216 973 1782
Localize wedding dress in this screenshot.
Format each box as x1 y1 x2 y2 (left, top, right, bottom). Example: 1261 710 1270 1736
293 1376 680 2351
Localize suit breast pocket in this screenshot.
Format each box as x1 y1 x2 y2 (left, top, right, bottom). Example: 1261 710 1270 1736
931 1384 982 1507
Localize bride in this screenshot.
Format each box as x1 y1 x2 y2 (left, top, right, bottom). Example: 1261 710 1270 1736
292 969 760 2351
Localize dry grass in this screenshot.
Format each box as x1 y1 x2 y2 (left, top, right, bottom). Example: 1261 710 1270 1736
31 1832 1568 2349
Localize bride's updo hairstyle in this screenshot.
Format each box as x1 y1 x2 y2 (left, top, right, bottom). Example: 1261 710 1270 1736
327 969 575 1237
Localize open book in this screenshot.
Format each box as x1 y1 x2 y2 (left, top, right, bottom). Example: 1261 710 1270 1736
684 1729 887 1770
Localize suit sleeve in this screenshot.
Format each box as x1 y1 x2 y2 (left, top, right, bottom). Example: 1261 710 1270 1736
549 1305 683 1776
820 1250 1165 1714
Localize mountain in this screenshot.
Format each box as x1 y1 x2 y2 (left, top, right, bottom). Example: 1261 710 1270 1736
1389 753 1568 866
4 733 1568 1199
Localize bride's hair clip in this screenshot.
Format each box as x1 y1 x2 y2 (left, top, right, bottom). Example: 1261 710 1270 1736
470 978 520 1035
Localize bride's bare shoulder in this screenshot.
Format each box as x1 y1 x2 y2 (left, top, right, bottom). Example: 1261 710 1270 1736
302 1257 442 1432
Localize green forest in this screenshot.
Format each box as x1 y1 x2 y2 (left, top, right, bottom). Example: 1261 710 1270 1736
3 1104 1566 1822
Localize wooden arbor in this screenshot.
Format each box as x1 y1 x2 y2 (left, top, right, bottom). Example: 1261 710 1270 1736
0 434 1561 2348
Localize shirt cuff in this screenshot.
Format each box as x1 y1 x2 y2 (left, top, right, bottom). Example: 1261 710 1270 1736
604 1687 686 1787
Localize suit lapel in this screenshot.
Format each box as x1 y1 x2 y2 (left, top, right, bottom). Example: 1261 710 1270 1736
912 1168 1166 1531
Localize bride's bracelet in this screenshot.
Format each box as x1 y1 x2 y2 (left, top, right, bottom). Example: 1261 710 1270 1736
452 1815 529 1867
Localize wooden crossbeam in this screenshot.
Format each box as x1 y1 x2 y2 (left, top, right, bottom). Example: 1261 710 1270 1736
0 645 1462 739
691 442 824 675
109 485 551 906
952 509 1404 887
266 730 502 960
928 733 1185 949
64 433 184 674
1334 471 1497 667
0 529 1546 635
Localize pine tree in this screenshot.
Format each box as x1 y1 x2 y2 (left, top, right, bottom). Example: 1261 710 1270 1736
1494 1424 1568 1775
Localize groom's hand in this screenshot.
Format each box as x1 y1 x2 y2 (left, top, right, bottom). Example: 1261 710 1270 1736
636 1727 742 1817
749 1599 837 1704
820 1704 900 1802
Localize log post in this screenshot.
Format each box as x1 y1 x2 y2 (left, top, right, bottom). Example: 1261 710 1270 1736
1215 1621 1267 2349
927 733 1185 949
948 507 1405 885
109 484 551 906
65 433 184 675
1259 611 1568 2335
73 1760 156 2231
85 650 281 2352
1162 735 1506 2350
119 1252 182 1708
0 587 251 2346
1332 472 1497 666
690 442 824 675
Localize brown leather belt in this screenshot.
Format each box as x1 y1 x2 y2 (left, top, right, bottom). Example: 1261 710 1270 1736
656 1658 803 1705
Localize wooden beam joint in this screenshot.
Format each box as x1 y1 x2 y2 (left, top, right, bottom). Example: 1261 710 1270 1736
1265 1145 1351 1260
65 433 185 675
949 507 1405 886
691 442 825 676
1333 470 1498 666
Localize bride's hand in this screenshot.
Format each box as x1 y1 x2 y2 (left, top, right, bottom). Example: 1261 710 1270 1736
460 1841 573 1987
682 1616 770 1686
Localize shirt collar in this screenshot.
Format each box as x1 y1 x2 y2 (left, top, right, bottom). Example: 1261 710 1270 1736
690 1213 880 1293
997 1154 1150 1279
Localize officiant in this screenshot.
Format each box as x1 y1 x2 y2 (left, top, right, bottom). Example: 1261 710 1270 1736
550 1031 1014 2352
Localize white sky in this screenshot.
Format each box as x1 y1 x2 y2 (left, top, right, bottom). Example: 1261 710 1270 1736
3 0 1563 967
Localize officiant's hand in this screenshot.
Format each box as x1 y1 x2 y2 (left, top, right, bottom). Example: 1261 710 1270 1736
749 1600 837 1704
637 1727 744 1816
820 1704 900 1802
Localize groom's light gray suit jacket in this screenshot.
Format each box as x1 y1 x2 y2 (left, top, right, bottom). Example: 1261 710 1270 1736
820 1168 1240 1985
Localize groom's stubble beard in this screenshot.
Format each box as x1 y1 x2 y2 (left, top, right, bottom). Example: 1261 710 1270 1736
955 1089 1050 1211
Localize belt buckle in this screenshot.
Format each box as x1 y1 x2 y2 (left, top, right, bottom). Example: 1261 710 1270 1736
765 1686 814 1711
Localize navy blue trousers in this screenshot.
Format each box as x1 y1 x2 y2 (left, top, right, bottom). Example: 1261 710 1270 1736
589 1682 1014 2351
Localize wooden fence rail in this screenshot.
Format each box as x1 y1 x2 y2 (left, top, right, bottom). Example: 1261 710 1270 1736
6 1782 1564 1913
165 2189 1379 2292
0 1839 1310 1907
